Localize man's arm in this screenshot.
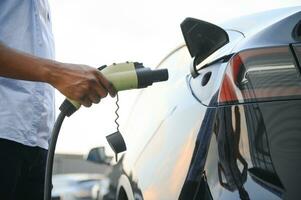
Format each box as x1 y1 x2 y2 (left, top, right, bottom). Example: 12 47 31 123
0 42 116 107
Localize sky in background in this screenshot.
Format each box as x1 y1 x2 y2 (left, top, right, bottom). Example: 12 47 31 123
49 0 301 155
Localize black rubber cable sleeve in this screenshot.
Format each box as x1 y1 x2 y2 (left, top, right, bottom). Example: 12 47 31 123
44 111 66 200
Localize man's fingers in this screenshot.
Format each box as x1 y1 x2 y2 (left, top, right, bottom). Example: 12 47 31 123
79 82 108 107
94 81 109 99
81 96 92 107
96 71 117 97
89 93 101 104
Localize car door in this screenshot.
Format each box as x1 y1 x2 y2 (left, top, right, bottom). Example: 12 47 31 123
119 45 213 200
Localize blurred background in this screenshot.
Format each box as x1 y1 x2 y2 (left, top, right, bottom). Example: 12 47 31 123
49 0 301 156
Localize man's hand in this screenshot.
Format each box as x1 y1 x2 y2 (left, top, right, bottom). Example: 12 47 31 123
49 63 116 107
0 42 116 107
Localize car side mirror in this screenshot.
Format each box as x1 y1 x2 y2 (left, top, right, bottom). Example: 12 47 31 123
86 147 111 164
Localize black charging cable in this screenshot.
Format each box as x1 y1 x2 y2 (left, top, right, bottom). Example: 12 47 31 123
44 99 77 200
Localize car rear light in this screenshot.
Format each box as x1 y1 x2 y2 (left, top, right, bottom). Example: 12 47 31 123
218 46 301 105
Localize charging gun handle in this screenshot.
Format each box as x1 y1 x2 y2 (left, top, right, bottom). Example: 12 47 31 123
61 62 168 117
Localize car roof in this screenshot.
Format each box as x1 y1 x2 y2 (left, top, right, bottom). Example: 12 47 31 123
219 6 301 37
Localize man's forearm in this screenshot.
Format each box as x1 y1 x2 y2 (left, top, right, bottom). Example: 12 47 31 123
0 42 57 83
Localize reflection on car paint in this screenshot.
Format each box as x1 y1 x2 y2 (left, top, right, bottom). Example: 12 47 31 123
215 106 249 199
